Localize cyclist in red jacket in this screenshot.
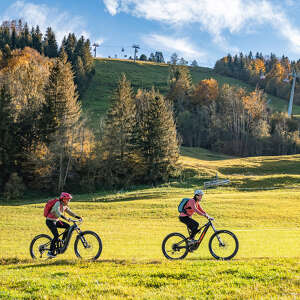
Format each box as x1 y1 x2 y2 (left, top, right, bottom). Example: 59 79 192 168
179 189 213 244
46 192 82 258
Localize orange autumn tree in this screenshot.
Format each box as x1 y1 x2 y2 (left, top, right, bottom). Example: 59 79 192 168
191 78 219 105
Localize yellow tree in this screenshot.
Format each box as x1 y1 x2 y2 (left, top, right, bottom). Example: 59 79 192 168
191 78 219 105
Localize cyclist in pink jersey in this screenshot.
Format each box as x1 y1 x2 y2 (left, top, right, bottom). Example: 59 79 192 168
46 192 82 258
179 189 214 244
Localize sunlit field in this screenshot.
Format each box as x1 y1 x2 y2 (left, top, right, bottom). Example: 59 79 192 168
1 149 300 299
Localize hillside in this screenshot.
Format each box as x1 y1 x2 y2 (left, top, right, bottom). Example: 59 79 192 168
1 147 300 299
81 58 300 127
179 147 300 189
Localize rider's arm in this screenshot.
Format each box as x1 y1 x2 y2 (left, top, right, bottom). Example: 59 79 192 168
193 201 207 217
65 207 81 219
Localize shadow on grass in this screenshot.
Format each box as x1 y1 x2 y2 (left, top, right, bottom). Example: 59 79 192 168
0 185 172 206
232 176 300 190
5 258 164 270
180 147 237 161
220 159 300 176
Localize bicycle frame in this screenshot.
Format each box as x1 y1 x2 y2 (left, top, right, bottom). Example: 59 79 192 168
54 221 82 254
189 220 220 246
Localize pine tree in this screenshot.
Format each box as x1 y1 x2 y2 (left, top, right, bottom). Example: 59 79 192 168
74 55 86 95
0 86 16 190
43 27 58 58
64 33 77 64
31 25 43 54
100 74 137 186
135 88 179 184
11 27 17 49
167 64 192 114
41 55 82 191
82 39 94 75
42 55 81 141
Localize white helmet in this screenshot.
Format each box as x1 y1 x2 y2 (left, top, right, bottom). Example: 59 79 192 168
194 189 204 196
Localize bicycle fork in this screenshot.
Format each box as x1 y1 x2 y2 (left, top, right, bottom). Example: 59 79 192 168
76 228 90 248
211 222 225 247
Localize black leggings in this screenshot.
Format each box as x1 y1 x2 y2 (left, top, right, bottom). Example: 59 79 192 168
179 216 199 239
46 219 70 252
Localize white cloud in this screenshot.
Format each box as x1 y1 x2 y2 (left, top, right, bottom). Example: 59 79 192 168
102 0 300 53
143 34 207 62
103 0 119 15
0 1 96 44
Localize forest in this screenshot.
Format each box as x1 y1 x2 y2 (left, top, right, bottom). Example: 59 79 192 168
0 21 300 199
214 51 300 104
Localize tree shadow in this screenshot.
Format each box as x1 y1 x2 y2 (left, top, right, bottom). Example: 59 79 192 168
6 258 163 270
233 176 300 190
0 186 167 206
220 158 300 176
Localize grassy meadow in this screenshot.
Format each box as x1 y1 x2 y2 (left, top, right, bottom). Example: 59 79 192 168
81 59 300 128
1 149 300 299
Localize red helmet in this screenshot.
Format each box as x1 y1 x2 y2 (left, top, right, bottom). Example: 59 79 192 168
59 192 72 201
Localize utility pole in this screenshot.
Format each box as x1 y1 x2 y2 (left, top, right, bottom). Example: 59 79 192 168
286 69 300 117
92 43 99 58
132 44 140 62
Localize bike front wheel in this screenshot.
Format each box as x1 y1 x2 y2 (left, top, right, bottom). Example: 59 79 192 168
74 231 102 261
162 232 189 260
30 234 52 260
208 230 239 260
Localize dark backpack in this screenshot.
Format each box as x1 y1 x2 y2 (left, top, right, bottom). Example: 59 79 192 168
178 198 190 213
44 198 59 217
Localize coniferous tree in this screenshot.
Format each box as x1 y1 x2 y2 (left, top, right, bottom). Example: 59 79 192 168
64 33 77 64
0 86 16 190
43 27 58 58
135 88 179 184
74 55 85 95
167 64 192 114
42 54 81 141
19 23 31 49
100 74 137 186
11 27 17 49
41 55 81 191
31 25 43 54
82 39 94 75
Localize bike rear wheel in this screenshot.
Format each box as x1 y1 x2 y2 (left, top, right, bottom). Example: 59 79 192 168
208 230 239 260
30 234 52 260
162 232 189 260
74 231 102 261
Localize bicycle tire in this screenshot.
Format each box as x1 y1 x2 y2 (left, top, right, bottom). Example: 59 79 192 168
208 230 239 260
162 232 189 260
29 234 52 260
74 230 102 261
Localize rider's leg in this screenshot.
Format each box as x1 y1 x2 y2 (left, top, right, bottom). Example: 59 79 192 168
56 220 70 240
179 216 199 239
46 219 59 253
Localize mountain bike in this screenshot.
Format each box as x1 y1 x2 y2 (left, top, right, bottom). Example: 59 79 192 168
162 219 239 260
30 219 102 261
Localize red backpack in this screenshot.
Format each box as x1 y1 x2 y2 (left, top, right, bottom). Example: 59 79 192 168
44 198 59 217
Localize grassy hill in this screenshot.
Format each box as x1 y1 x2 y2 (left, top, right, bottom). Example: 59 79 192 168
82 58 300 128
1 148 300 299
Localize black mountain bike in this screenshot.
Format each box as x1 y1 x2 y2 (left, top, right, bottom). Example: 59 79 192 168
30 219 102 261
162 219 239 260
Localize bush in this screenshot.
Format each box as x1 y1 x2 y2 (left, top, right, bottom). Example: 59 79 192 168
3 173 26 200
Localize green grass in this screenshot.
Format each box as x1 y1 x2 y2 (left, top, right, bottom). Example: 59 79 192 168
81 58 300 128
1 148 300 299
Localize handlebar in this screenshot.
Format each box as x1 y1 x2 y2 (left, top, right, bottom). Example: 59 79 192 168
69 218 83 223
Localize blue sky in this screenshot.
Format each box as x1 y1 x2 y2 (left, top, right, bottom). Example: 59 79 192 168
1 0 300 67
